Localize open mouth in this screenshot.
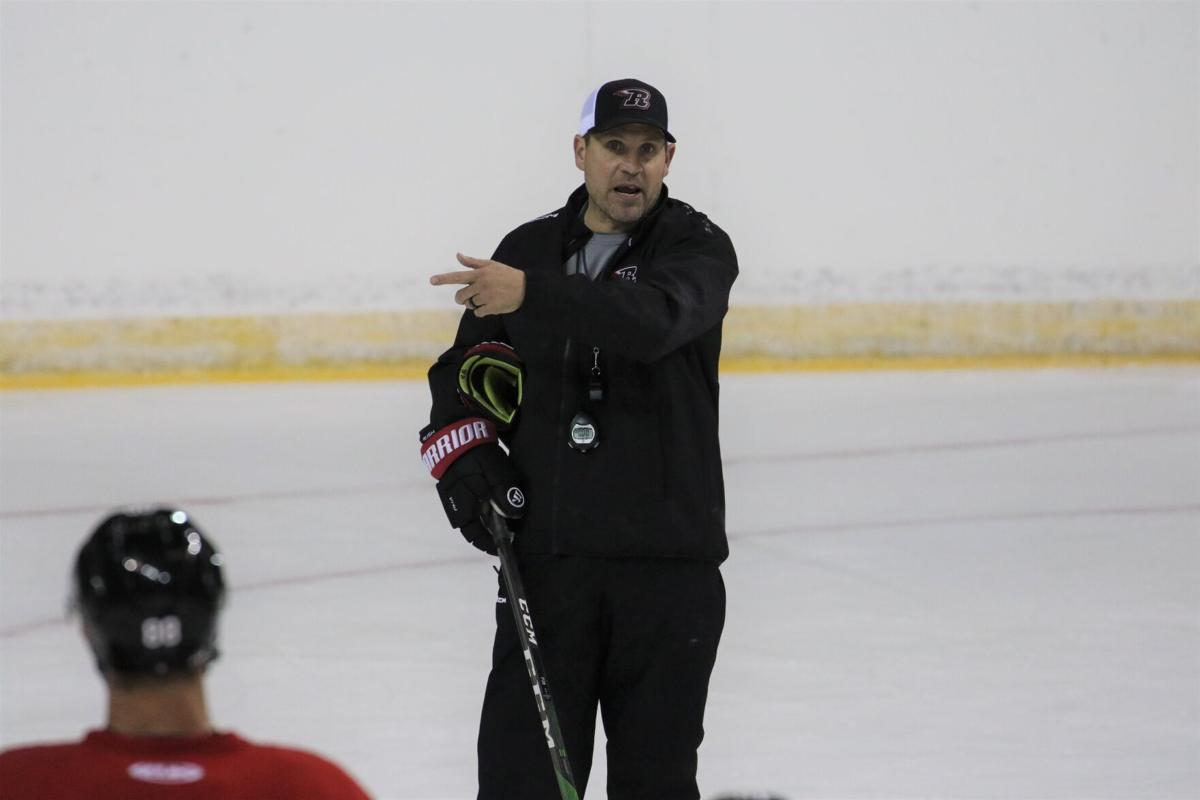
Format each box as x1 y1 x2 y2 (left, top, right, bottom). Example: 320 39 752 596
613 184 642 197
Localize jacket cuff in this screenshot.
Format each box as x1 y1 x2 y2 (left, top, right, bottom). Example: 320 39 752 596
517 269 558 325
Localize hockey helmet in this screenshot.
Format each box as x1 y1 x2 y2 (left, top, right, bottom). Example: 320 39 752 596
73 508 226 677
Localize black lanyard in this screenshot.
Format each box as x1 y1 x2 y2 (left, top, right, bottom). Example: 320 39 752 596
587 346 604 402
569 345 603 452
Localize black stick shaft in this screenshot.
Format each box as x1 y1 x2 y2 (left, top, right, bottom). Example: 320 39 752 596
484 505 580 800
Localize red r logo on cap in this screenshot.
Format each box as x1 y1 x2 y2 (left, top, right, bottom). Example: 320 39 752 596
616 88 651 109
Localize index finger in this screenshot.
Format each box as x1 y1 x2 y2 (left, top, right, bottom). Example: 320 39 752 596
430 270 479 286
456 253 489 268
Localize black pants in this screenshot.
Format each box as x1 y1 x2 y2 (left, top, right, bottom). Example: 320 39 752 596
477 555 725 800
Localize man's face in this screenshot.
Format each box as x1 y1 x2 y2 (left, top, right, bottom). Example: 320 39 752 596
574 124 675 233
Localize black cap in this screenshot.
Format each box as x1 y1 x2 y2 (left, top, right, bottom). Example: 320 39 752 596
578 78 675 143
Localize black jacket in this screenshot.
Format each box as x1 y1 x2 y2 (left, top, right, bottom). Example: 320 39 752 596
427 184 738 562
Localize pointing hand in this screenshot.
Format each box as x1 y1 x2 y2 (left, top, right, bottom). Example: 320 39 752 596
430 253 527 317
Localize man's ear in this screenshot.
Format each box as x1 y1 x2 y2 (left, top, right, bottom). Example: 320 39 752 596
663 141 676 176
574 134 587 170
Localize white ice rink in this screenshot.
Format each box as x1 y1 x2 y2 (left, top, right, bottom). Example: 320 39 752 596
1 368 1197 800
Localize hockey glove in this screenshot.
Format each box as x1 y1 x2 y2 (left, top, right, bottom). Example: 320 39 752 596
419 417 526 554
457 342 524 429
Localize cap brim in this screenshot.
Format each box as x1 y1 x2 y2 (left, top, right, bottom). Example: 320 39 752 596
589 117 676 143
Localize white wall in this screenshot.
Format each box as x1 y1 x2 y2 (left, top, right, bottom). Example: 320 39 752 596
3 0 1197 319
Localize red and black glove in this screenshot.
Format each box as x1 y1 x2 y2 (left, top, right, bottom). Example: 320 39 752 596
419 417 526 554
457 341 524 430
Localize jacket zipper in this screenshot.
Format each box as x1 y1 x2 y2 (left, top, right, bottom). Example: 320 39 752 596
551 337 572 551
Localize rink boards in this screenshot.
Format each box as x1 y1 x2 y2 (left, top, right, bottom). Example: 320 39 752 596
2 300 1198 389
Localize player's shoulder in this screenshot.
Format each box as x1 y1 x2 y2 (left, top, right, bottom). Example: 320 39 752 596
243 739 334 764
0 740 89 800
238 739 346 772
236 739 370 798
0 738 84 765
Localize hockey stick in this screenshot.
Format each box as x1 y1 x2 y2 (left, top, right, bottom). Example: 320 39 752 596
482 502 580 800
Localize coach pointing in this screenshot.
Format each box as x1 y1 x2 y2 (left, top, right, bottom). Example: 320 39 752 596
425 78 738 799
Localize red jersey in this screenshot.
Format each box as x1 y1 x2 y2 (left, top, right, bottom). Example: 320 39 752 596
0 729 371 800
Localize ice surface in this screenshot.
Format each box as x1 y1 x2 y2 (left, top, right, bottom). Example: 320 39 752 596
2 369 1197 799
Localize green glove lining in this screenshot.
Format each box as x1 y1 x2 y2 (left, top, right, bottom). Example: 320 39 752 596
459 354 524 425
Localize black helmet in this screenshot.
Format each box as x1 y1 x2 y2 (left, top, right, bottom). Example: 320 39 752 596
73 508 226 677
